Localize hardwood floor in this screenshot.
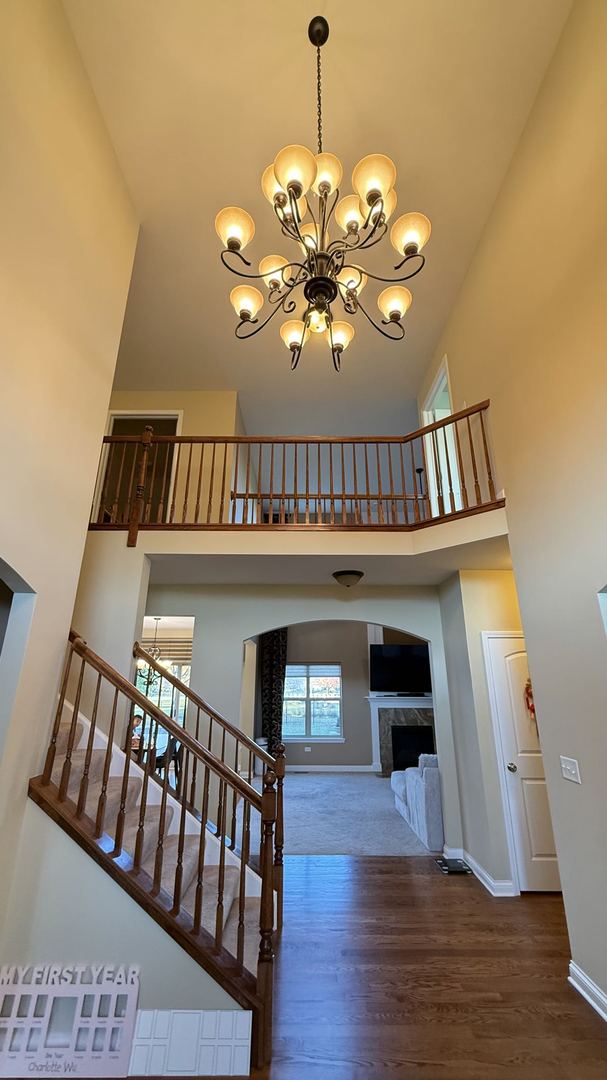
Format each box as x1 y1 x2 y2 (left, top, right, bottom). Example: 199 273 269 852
254 856 607 1079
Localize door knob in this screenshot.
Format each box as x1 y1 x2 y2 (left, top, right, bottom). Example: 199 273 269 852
507 762 518 773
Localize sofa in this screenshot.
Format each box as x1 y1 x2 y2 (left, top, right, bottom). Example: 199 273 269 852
390 753 444 851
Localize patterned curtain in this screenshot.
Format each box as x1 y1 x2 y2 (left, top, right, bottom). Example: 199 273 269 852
259 628 288 756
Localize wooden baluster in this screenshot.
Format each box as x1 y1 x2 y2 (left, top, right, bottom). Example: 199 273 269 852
43 639 75 783
96 443 114 523
453 419 469 510
124 441 138 524
268 443 274 524
442 426 456 513
128 426 153 548
256 443 262 523
206 443 216 523
168 442 181 525
231 443 240 524
294 442 299 524
280 443 286 524
112 700 137 855
215 730 227 840
247 749 253 786
410 441 421 523
317 444 322 523
352 443 361 524
157 437 171 524
236 800 251 967
229 738 239 850
145 444 159 524
182 442 193 523
399 443 410 525
466 415 482 504
329 444 335 524
274 744 286 931
95 688 119 837
215 779 228 949
133 712 155 872
419 435 431 520
110 443 126 523
364 443 371 524
189 706 201 806
244 442 252 524
76 673 101 817
341 443 347 524
151 737 172 895
192 763 211 935
194 443 204 524
479 410 496 501
387 443 396 524
219 441 229 524
376 444 385 524
58 656 86 801
257 770 277 1065
171 749 191 915
305 443 310 524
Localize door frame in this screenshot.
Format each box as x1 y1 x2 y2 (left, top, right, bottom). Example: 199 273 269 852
92 410 183 524
482 630 525 896
420 357 460 516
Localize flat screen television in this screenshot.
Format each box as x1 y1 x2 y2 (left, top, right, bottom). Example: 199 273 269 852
369 644 431 695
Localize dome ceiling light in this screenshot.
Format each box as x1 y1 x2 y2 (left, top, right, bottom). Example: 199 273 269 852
215 15 431 372
332 569 365 588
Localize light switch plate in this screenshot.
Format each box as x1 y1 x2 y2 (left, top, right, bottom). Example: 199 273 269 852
304 746 311 753
560 755 581 784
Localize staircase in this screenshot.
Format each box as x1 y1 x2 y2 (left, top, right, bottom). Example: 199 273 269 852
29 631 285 1069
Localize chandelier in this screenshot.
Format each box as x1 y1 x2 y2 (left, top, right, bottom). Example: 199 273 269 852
215 15 431 372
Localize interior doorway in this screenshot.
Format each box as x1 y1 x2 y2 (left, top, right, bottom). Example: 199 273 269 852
97 412 180 525
483 631 560 892
421 357 462 515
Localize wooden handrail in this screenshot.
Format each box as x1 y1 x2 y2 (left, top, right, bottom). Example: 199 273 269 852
133 642 276 770
68 631 261 809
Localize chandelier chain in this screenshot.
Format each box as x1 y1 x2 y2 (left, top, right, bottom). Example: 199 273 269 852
316 44 323 154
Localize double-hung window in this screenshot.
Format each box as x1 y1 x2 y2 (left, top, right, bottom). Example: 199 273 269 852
282 663 342 739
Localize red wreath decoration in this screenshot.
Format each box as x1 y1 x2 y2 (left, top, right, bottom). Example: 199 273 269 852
524 678 536 725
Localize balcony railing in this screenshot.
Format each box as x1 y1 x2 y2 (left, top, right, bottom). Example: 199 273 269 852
89 401 503 546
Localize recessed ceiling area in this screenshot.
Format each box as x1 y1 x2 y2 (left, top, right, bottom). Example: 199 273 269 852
148 534 512 588
64 0 571 435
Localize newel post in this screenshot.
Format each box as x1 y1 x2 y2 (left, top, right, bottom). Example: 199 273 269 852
127 425 153 548
274 744 286 931
257 769 276 1066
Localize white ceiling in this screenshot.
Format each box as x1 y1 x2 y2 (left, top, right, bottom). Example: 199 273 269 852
147 534 511 588
65 0 571 435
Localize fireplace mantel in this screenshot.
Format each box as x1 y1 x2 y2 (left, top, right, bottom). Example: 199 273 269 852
366 695 434 774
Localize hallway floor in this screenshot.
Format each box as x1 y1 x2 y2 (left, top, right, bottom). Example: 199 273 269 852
255 857 607 1079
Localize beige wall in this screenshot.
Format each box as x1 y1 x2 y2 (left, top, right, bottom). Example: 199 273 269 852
421 0 607 993
0 0 137 932
440 571 523 880
108 389 240 436
283 620 372 767
146 582 464 850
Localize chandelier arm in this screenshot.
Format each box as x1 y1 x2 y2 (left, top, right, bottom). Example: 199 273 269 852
355 296 406 341
341 253 426 286
220 248 255 275
336 281 360 316
326 319 342 373
354 219 388 252
394 251 426 272
234 282 301 340
273 203 302 244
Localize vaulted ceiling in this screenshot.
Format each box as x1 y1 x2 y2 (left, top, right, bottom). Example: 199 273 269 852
64 0 571 435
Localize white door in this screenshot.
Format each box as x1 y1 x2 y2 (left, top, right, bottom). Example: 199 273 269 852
483 633 560 892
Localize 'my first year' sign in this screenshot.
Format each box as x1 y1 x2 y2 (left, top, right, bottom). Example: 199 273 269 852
0 964 139 1077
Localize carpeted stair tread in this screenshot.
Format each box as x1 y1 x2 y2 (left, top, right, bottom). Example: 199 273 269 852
119 804 175 863
141 833 201 905
82 775 142 824
54 722 85 757
222 895 261 975
51 749 107 799
182 864 241 935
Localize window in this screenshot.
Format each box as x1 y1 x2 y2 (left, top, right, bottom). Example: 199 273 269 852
282 663 342 739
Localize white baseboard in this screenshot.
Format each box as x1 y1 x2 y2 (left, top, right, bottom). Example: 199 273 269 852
569 961 607 1023
443 846 464 860
286 764 379 773
458 849 518 897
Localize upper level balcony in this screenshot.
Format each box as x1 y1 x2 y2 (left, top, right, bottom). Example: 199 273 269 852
89 400 504 548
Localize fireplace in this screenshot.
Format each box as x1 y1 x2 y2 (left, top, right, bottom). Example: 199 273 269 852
391 725 435 772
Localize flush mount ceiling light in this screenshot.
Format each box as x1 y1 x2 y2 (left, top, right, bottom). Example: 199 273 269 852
215 15 431 372
332 569 365 588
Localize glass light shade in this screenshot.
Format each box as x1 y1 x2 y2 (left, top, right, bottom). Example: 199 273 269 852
335 195 366 233
362 187 397 224
312 152 343 195
230 285 263 319
308 309 328 333
261 166 307 220
273 144 317 197
352 154 397 205
259 255 288 289
280 320 310 349
330 321 355 351
377 286 412 321
390 212 432 254
298 223 318 252
215 206 255 250
136 657 147 670
337 265 367 294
